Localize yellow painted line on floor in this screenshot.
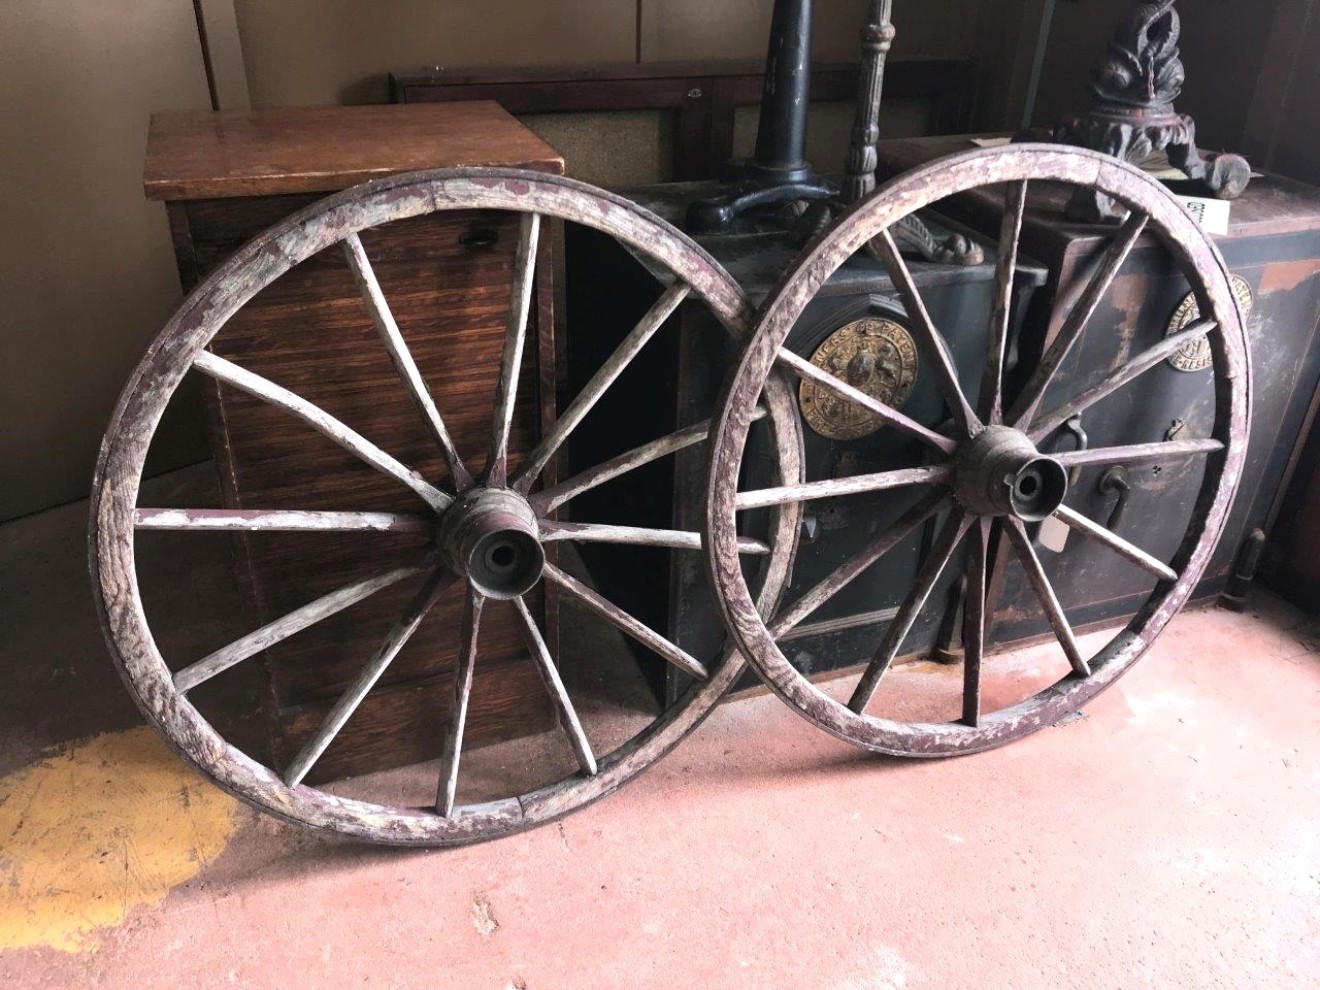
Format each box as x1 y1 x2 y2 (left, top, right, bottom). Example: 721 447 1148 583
0 726 240 953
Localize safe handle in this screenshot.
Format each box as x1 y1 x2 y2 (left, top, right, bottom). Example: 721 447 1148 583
1056 415 1089 486
1096 466 1132 530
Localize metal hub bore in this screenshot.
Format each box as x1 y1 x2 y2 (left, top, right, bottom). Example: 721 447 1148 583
952 425 1068 522
436 488 545 599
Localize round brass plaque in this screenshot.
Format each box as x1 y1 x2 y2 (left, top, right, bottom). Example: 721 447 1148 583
799 317 919 440
1165 274 1253 373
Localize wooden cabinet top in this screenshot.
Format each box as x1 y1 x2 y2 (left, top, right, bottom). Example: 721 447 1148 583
144 101 564 201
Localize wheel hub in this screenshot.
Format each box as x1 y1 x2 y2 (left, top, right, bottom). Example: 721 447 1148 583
953 425 1068 521
436 488 544 599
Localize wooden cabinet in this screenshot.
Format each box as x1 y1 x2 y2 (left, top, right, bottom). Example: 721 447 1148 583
145 102 565 781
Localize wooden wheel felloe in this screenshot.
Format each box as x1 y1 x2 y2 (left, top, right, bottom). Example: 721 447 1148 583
706 144 1250 756
93 168 802 845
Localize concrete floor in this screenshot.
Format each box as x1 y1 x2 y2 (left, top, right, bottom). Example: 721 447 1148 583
3 484 1320 988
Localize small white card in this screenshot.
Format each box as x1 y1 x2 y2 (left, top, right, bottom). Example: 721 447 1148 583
1038 515 1071 554
1177 196 1232 235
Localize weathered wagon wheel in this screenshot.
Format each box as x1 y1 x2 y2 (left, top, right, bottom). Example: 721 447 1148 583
92 168 802 844
706 144 1250 755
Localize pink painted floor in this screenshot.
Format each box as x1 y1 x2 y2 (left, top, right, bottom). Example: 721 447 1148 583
3 582 1318 988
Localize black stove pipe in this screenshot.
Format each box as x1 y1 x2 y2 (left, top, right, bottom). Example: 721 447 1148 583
745 0 815 185
685 0 833 233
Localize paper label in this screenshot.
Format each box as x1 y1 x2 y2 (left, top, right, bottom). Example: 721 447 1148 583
1038 515 1071 554
1176 196 1231 235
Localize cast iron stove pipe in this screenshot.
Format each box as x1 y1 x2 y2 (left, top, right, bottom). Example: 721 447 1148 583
686 0 835 233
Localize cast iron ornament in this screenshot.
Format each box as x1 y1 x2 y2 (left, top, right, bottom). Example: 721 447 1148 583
1046 0 1253 222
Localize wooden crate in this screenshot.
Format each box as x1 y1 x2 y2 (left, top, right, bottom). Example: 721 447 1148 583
145 102 565 782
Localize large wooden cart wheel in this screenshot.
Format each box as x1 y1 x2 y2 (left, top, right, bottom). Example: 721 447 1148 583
92 168 802 845
706 145 1250 755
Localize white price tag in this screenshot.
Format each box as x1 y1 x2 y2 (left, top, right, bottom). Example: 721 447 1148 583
1177 196 1231 236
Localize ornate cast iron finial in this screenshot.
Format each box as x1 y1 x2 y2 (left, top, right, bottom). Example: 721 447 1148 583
1048 0 1251 221
1090 0 1186 110
803 0 981 264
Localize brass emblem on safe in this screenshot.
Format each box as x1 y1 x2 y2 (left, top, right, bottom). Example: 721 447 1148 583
799 317 919 440
1164 274 1254 373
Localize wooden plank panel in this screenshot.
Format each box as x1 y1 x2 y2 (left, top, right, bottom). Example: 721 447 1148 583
151 102 568 780
280 655 552 785
191 207 546 711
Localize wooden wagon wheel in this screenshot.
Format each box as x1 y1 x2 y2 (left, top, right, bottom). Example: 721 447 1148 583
92 168 803 845
706 144 1250 756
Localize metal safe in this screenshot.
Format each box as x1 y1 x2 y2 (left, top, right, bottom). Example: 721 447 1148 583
564 181 1048 704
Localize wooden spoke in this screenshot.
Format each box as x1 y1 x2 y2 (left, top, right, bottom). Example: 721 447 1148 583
982 180 1029 424
1007 211 1149 428
514 282 690 493
1003 518 1090 677
530 407 768 514
173 564 424 694
134 508 433 534
768 490 949 640
193 351 450 512
961 518 991 727
542 562 709 681
777 348 956 454
283 569 452 788
1029 319 1216 442
1053 437 1224 470
848 509 972 715
511 596 597 776
539 520 770 555
736 465 951 511
342 232 473 490
872 229 981 435
1053 504 1179 582
437 585 484 817
485 212 542 487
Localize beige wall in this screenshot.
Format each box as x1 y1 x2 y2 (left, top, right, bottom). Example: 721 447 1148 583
230 0 1005 188
233 0 638 106
640 0 984 62
1 1 213 521
234 1 995 107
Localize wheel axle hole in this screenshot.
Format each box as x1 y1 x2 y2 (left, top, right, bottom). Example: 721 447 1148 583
469 530 545 599
1011 457 1068 522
